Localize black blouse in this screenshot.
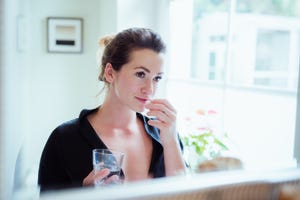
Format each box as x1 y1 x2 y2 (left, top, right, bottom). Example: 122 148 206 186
38 108 170 192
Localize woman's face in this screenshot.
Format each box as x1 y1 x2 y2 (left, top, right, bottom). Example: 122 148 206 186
111 48 164 112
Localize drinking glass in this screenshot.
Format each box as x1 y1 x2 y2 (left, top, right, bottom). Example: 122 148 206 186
93 149 125 187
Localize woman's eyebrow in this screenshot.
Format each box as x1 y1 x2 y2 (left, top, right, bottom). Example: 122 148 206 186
134 66 150 73
134 66 164 75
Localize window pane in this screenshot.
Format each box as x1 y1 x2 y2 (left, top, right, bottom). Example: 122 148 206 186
236 0 300 17
256 30 289 71
226 0 299 169
190 0 229 82
168 0 300 171
254 30 290 88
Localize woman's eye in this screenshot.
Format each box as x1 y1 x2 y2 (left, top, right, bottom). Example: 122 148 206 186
153 76 162 82
135 71 145 78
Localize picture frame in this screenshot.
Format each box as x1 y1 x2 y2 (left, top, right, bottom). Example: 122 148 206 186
47 17 83 53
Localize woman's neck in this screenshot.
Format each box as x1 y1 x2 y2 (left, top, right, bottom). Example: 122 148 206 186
96 98 137 129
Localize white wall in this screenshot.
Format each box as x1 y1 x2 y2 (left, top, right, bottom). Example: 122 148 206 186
1 0 170 199
117 0 158 30
22 0 104 184
295 60 300 166
0 0 29 199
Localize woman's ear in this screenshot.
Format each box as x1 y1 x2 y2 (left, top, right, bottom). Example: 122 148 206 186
103 63 115 83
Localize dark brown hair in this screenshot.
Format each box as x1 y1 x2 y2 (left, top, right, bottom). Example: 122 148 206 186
98 28 166 83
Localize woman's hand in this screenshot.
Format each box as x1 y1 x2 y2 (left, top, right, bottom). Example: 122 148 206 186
145 99 177 144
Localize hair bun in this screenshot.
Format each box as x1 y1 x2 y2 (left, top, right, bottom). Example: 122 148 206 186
98 35 115 47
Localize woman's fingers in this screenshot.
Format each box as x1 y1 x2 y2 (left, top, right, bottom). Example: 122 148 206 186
104 175 122 185
146 99 176 123
82 168 110 186
147 99 176 113
145 99 177 136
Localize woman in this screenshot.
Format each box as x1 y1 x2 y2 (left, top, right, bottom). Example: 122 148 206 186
38 27 186 192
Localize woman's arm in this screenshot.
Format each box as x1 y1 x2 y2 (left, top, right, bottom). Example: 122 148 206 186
145 99 186 176
38 131 70 192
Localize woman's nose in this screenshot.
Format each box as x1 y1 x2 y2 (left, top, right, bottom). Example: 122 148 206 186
141 79 154 95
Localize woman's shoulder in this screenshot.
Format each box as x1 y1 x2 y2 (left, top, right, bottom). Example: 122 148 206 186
54 118 79 135
51 108 98 138
46 119 81 147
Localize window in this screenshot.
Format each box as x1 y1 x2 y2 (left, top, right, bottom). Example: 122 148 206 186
255 30 291 88
168 0 300 170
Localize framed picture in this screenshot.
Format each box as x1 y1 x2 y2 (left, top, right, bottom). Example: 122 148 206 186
47 17 83 53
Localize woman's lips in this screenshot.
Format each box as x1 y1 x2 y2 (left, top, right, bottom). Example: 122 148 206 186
136 97 150 104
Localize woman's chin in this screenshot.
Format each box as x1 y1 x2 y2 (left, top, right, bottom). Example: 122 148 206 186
136 108 146 113
133 105 147 113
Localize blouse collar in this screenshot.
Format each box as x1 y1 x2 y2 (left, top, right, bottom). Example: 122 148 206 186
78 107 162 146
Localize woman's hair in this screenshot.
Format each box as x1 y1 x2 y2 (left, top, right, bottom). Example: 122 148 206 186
97 28 166 84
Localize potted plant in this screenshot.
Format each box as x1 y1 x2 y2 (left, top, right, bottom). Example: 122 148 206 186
179 109 230 171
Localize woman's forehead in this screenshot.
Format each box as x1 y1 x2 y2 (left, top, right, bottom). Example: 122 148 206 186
128 49 164 64
126 50 164 74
